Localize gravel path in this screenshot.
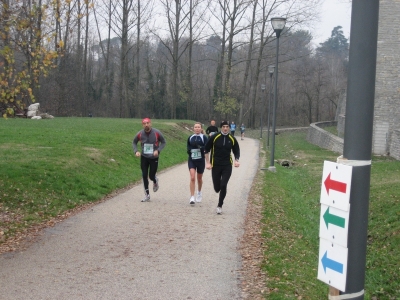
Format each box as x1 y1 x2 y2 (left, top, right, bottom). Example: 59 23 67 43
0 138 259 300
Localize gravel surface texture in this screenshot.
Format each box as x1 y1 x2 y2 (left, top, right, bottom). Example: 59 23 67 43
0 138 259 300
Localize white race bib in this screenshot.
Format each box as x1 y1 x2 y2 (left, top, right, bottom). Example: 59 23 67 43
191 149 202 160
143 143 154 154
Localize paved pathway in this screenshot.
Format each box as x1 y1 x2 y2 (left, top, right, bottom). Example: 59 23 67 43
0 138 259 300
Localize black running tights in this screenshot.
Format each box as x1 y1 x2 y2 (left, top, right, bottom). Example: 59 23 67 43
141 156 158 192
211 165 232 207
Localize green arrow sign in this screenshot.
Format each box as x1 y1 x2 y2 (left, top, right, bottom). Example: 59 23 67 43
323 207 345 229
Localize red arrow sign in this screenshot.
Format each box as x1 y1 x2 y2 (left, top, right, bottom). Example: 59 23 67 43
324 173 347 195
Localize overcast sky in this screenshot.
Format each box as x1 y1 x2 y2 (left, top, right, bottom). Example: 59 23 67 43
312 0 352 46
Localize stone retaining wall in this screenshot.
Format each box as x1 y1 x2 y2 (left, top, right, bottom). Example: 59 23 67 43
307 121 400 160
391 130 400 160
306 121 343 154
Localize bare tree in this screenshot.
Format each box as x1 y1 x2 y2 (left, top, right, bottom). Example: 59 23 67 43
156 0 191 119
132 0 154 118
238 0 257 126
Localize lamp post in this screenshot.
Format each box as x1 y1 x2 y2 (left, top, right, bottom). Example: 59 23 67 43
260 84 266 139
267 65 275 148
269 17 286 172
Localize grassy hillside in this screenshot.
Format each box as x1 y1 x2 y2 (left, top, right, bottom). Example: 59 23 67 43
0 118 189 243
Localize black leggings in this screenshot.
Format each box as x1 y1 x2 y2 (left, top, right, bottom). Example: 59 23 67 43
211 165 232 207
141 156 158 192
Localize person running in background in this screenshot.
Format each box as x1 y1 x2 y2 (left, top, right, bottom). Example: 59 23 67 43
187 122 209 205
230 121 236 136
205 120 219 138
240 123 245 140
205 120 240 215
133 118 166 202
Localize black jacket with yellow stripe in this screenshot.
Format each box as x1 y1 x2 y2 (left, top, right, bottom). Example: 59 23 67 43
204 132 240 166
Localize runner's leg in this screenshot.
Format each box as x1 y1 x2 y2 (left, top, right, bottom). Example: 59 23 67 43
189 168 196 196
218 165 232 207
196 159 205 192
197 172 203 192
148 158 159 183
141 156 150 193
211 165 223 193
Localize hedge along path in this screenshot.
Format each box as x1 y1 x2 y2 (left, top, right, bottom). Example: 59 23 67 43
0 137 260 300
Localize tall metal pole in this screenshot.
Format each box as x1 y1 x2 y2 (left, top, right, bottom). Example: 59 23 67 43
260 86 265 139
336 1 379 299
267 72 273 148
269 35 280 172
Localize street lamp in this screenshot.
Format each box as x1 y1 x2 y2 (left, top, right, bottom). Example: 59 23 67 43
260 84 266 139
267 65 275 148
269 17 286 172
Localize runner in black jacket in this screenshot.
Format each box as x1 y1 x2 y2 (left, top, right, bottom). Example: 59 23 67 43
205 120 240 214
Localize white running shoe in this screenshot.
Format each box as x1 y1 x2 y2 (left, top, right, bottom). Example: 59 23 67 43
196 191 202 203
141 194 150 202
216 207 222 214
153 177 159 192
189 196 195 205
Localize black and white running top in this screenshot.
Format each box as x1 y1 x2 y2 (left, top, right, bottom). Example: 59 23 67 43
187 134 208 160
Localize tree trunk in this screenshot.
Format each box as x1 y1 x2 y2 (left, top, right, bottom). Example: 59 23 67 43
240 0 257 126
186 0 193 120
135 0 141 118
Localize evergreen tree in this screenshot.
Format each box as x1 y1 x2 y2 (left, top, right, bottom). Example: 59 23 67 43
316 26 349 59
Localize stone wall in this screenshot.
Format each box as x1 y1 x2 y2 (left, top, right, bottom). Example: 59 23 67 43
391 130 400 160
373 0 400 155
333 0 400 160
306 121 343 154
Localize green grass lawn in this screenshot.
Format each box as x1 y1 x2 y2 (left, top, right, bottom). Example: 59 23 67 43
0 117 189 239
255 130 400 299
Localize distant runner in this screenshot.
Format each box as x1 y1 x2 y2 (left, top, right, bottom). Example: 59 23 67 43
205 120 219 138
240 123 245 140
230 121 236 136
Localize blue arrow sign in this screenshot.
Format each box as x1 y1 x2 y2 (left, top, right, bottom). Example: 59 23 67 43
321 251 343 274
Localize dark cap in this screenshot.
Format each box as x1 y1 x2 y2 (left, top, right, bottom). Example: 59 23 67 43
220 120 229 127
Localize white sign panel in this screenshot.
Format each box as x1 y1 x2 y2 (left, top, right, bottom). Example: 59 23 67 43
320 161 352 211
319 204 350 247
317 238 348 292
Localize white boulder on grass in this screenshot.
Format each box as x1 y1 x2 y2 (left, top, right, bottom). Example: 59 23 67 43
28 103 40 111
27 110 37 117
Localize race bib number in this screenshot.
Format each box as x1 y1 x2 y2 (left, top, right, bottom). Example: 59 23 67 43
210 132 215 136
143 143 154 154
191 149 202 160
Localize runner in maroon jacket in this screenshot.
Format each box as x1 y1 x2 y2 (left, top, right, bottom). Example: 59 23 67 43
133 118 166 202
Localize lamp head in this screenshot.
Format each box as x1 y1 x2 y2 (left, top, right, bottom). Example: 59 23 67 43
271 17 286 38
268 65 275 75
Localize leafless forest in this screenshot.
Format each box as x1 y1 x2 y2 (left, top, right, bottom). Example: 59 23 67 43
0 0 349 127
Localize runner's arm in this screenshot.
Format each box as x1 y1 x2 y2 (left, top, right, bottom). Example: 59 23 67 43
132 132 140 154
157 130 167 152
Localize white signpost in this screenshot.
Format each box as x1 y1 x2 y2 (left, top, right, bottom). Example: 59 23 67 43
317 161 353 292
320 161 352 211
319 204 350 247
318 239 348 291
